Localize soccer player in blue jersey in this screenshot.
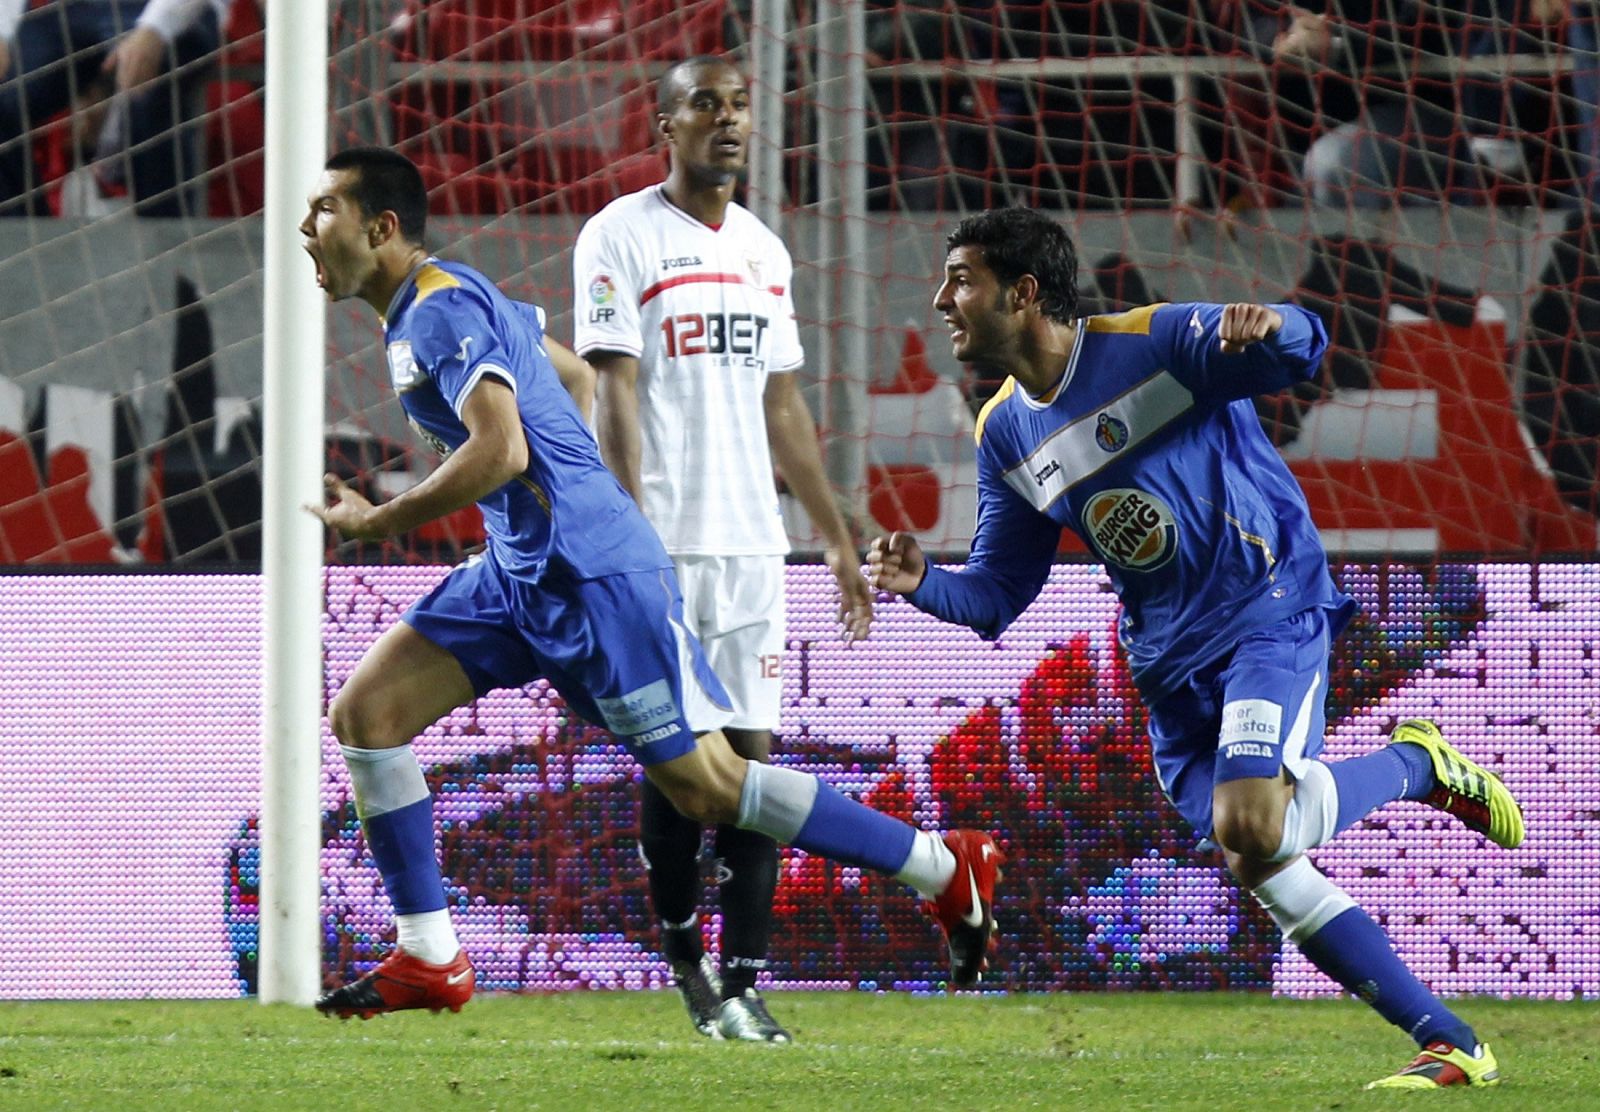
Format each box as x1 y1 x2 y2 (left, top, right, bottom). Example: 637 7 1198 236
299 147 1002 1018
868 207 1524 1091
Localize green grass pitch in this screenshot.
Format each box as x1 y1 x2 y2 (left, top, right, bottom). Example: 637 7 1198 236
0 993 1593 1110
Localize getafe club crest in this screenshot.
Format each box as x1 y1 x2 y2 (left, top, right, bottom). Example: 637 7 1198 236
1095 412 1129 452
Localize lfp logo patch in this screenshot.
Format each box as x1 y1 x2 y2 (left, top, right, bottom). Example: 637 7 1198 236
1094 412 1129 452
589 274 616 305
1081 488 1177 570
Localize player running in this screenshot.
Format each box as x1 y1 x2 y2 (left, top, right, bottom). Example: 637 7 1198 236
299 147 1000 1019
868 207 1523 1091
573 56 872 1042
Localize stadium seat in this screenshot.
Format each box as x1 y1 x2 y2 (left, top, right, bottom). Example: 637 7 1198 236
0 432 58 564
1287 309 1600 553
42 447 116 564
205 81 264 217
867 463 941 533
204 0 265 216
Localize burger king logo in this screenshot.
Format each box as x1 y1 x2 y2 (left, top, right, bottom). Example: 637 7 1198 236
1081 488 1177 570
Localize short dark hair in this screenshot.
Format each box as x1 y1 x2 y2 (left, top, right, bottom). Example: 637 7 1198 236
325 147 428 246
657 55 741 115
946 208 1079 324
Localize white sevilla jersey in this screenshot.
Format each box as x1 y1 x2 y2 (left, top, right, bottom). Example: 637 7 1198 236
573 184 804 556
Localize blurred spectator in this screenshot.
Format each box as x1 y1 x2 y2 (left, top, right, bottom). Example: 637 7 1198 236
0 0 227 217
1190 1 1580 215
863 0 1012 209
1520 207 1600 516
1272 1 1498 208
1550 0 1600 206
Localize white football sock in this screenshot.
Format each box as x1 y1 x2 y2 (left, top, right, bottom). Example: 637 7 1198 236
395 909 460 965
1251 856 1355 944
895 830 957 900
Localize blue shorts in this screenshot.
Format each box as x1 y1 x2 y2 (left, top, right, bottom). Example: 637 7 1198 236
1146 607 1332 842
402 554 733 766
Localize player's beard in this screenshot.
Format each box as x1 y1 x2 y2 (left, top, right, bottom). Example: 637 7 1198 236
686 158 748 191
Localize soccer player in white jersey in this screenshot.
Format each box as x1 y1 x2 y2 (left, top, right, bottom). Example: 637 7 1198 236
869 207 1524 1090
573 56 874 1042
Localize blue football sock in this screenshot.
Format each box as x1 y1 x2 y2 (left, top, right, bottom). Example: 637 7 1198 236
738 762 916 875
793 780 917 874
342 745 447 915
364 797 449 914
1326 743 1437 834
1299 906 1476 1050
1390 741 1437 801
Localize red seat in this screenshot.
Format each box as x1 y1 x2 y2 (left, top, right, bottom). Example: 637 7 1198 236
871 327 940 394
206 81 264 216
0 432 58 564
43 447 115 564
867 464 941 533
205 0 265 216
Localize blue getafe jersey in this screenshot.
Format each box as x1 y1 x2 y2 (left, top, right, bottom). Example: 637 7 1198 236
382 258 671 582
910 302 1353 699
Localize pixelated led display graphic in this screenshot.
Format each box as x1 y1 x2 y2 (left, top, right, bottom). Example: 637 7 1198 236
0 565 1596 999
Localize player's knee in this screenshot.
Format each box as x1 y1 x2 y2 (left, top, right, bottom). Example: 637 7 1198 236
328 692 404 751
663 784 728 825
1211 803 1284 862
657 766 743 826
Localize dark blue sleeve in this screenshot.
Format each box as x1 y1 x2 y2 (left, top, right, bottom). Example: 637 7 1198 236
409 288 517 414
905 438 1058 640
1162 302 1328 403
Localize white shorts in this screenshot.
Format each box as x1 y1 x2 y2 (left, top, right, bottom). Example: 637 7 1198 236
673 554 786 732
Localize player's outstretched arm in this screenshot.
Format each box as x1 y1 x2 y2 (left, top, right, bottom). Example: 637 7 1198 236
588 350 644 504
765 371 873 641
305 379 529 541
543 337 597 425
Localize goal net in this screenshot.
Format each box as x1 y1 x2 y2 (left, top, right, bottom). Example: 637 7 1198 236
0 1 1597 1000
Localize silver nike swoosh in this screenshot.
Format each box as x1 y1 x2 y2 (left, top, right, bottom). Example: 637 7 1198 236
446 969 472 985
960 866 985 928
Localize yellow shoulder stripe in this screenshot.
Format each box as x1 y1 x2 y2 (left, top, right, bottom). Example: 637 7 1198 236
973 377 1016 447
1084 302 1166 335
413 263 461 308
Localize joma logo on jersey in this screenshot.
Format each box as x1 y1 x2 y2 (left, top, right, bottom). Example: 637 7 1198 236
1081 488 1177 570
1031 459 1061 486
660 256 703 269
661 312 770 358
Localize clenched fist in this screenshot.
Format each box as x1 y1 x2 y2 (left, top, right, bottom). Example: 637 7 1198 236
866 532 927 596
1217 303 1284 354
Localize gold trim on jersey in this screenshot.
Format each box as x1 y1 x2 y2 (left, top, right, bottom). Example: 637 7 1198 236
413 263 461 308
517 473 551 513
1084 303 1166 335
973 377 1017 447
1206 500 1278 574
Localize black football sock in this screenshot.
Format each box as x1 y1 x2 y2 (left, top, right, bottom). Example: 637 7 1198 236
713 822 778 999
640 777 705 965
